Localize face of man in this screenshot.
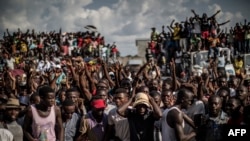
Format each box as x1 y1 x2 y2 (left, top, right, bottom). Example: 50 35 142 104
113 93 128 108
209 97 222 117
236 86 248 101
43 92 56 107
5 108 20 121
153 95 161 106
63 105 75 120
135 104 148 116
181 92 194 109
228 98 241 116
161 91 173 108
162 82 171 91
92 107 105 117
96 90 108 101
66 91 79 104
218 90 229 105
121 80 132 91
59 91 66 103
148 80 158 91
218 78 227 87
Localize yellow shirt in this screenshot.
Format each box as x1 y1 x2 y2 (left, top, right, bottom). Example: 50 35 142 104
173 27 180 40
234 59 243 75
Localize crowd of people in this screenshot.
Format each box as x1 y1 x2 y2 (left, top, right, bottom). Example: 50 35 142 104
147 9 250 77
0 9 250 141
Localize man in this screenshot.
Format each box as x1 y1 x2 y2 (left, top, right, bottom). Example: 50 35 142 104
234 55 243 76
207 33 220 60
61 99 81 141
105 88 130 141
77 96 108 141
96 89 116 115
66 87 86 116
161 88 196 141
23 85 64 141
1 98 23 141
201 95 229 141
161 90 175 109
235 85 249 108
117 92 162 141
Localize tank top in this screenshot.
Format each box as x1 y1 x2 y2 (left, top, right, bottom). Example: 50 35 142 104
161 107 185 141
31 105 56 141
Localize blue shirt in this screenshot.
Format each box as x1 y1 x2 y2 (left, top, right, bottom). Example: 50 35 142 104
63 113 80 141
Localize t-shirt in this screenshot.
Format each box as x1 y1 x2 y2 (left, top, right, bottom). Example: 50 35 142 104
108 108 130 141
127 109 157 141
6 58 15 70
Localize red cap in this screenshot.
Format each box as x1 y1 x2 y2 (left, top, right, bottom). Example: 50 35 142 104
91 99 106 109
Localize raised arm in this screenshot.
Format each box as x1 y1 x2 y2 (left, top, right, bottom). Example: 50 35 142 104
218 20 230 27
191 9 199 17
170 19 175 29
209 10 221 19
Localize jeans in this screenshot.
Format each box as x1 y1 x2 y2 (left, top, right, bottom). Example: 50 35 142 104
208 47 218 58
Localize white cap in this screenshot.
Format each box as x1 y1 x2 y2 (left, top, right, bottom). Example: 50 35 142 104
55 64 61 69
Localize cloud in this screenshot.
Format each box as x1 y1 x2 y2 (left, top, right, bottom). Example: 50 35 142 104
0 0 248 56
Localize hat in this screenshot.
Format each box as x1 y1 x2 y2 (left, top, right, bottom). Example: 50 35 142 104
109 72 115 76
91 99 106 109
5 98 21 109
55 64 61 69
133 92 151 108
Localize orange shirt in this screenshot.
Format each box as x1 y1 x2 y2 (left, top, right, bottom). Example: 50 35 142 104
208 37 220 47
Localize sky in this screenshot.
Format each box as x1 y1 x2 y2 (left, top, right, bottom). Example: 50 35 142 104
0 0 249 56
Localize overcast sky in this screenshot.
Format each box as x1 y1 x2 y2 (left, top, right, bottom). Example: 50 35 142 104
0 0 249 56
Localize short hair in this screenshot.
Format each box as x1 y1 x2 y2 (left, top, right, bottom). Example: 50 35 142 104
66 87 80 96
150 90 161 97
217 86 230 96
30 92 39 102
115 88 128 95
136 86 149 93
176 88 192 103
62 99 75 107
38 85 54 98
208 95 222 104
163 78 172 85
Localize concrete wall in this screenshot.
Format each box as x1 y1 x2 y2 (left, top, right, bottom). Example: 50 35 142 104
135 38 150 59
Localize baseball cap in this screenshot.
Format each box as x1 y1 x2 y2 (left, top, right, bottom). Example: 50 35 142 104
91 99 106 109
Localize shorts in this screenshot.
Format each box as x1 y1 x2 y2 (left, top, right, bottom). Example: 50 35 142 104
201 31 209 39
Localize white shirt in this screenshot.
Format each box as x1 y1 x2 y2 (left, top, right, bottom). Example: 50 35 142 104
162 107 185 141
6 58 15 70
0 129 14 141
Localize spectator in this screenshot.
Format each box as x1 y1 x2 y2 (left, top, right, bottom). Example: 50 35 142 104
1 98 23 141
77 96 108 141
61 99 81 141
161 88 196 141
201 95 229 141
23 85 64 141
106 88 130 141
118 92 162 141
